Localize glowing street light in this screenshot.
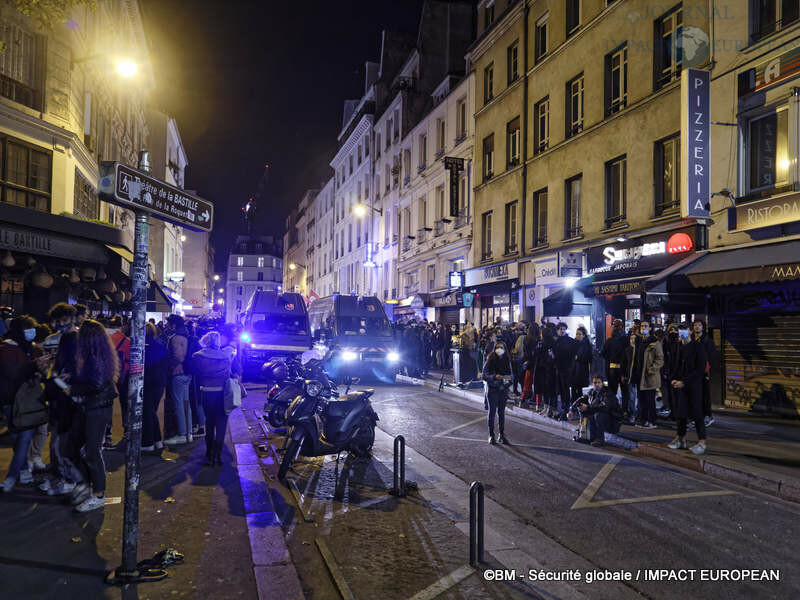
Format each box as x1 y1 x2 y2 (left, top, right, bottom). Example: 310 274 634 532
289 262 306 271
117 60 138 78
218 288 224 294
213 274 220 281
353 203 382 217
217 298 224 305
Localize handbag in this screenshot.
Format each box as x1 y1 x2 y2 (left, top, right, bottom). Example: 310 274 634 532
223 377 242 414
11 377 48 432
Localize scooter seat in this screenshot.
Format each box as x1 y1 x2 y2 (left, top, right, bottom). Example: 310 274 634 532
324 395 364 418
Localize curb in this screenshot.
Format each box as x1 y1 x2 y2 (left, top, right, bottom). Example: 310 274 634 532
419 376 800 505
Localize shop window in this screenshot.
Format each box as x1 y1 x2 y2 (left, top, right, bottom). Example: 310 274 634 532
73 169 99 220
533 188 548 247
504 201 517 254
751 0 800 43
565 174 582 239
534 97 549 155
481 211 493 259
1 136 51 212
566 73 584 138
535 14 548 64
484 62 494 104
655 134 680 215
655 4 683 90
507 40 519 84
483 134 495 181
605 155 627 227
605 44 628 116
746 107 789 194
506 116 520 168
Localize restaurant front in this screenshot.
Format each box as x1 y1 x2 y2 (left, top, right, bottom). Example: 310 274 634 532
464 260 520 327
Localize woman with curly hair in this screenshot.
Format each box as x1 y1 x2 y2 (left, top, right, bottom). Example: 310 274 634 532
60 319 119 512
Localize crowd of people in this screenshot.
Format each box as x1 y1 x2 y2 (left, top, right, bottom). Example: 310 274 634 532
0 303 242 512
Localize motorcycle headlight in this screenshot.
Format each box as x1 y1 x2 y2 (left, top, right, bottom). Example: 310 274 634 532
387 351 400 362
305 380 323 397
341 350 358 361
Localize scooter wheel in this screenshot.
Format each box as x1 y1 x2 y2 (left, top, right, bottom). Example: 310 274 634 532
268 404 286 428
278 437 302 481
350 419 375 458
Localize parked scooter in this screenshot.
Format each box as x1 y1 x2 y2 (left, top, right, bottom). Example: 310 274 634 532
262 353 337 427
278 380 379 481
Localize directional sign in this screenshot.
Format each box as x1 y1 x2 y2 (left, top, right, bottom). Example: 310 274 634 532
98 162 214 232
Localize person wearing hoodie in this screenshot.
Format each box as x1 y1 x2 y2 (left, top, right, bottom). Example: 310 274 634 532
192 331 233 466
0 316 49 492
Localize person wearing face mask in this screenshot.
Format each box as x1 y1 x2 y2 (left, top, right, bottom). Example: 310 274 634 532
0 315 50 492
661 325 680 420
636 324 663 429
667 323 708 454
482 341 512 444
42 302 77 358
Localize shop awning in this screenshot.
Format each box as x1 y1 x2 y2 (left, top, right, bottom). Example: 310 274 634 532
542 286 592 317
147 281 174 313
106 244 134 263
668 240 800 288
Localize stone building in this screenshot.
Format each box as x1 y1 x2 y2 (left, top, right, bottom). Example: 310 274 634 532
225 235 282 323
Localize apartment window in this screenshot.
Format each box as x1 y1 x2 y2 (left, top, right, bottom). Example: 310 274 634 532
358 145 362 165
236 300 243 311
237 271 243 281
566 73 584 137
364 135 369 156
535 15 548 63
376 133 381 155
237 286 243 295
506 116 521 167
348 223 353 251
436 186 446 220
655 5 683 90
566 0 581 37
356 219 362 247
534 97 549 155
349 154 353 175
436 119 445 153
533 188 548 246
752 0 800 42
257 256 265 267
0 23 43 111
403 207 411 236
1 137 51 212
457 98 467 140
484 63 494 104
73 169 99 220
655 134 681 215
484 1 495 28
606 44 628 116
565 174 582 239
504 201 518 253
393 108 400 139
419 197 427 229
747 107 789 193
418 133 427 169
481 211 493 258
605 155 627 227
427 264 436 290
257 271 264 281
507 41 519 84
482 134 495 181
385 121 392 148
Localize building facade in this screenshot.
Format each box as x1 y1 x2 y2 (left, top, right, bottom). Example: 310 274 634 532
283 189 316 297
225 235 282 323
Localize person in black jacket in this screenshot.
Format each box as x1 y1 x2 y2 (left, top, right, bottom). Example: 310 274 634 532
600 319 628 404
693 319 716 427
569 326 593 404
482 341 512 445
570 374 622 446
667 323 709 454
61 320 119 512
142 322 169 452
553 323 575 417
534 327 558 416
521 323 540 405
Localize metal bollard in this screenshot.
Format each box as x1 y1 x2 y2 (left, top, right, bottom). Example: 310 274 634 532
469 481 484 567
393 435 406 497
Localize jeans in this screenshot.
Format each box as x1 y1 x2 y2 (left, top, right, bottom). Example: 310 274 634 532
142 384 164 447
189 378 205 430
677 389 707 440
27 422 49 464
557 372 571 413
69 406 112 494
638 389 657 424
202 391 229 458
487 392 506 436
168 374 193 437
626 384 639 420
2 405 34 479
588 411 619 442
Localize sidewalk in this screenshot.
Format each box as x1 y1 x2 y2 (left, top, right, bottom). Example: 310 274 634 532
416 368 800 505
0 397 261 599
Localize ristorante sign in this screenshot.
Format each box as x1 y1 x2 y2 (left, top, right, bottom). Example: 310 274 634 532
587 227 696 279
728 192 800 232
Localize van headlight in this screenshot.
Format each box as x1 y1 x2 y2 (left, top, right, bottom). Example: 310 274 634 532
341 350 358 361
387 351 400 362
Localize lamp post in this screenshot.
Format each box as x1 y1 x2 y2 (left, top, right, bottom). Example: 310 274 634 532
288 262 308 297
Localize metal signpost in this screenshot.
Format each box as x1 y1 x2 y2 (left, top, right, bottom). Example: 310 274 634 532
100 152 213 584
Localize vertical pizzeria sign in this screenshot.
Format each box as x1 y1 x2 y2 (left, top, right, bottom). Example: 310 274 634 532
681 68 710 220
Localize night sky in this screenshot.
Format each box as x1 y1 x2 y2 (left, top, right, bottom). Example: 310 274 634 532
140 0 425 271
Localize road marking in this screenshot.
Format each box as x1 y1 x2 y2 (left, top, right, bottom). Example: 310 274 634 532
434 416 486 438
316 537 356 600
571 455 738 509
407 564 475 600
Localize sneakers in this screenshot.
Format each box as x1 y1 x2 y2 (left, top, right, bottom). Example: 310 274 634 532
704 416 715 427
590 440 605 447
185 434 193 443
38 477 55 492
29 457 47 472
667 437 687 450
155 441 164 450
488 435 497 445
70 482 92 506
1 477 17 493
499 435 509 445
141 444 156 452
18 470 32 484
75 495 106 513
690 443 707 455
48 480 76 496
163 435 187 446
643 422 657 429
193 427 206 438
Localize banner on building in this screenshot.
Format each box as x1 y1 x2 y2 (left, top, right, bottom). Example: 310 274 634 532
444 157 465 217
681 68 710 220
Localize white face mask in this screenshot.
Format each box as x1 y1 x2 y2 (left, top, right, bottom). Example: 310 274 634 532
495 348 505 356
23 328 36 342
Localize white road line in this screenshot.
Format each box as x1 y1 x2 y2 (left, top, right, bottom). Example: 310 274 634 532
407 564 476 600
433 416 487 438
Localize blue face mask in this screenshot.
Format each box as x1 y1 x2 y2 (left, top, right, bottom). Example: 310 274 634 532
679 329 690 340
24 328 36 342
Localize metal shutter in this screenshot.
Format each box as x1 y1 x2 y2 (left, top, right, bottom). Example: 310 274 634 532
723 314 800 417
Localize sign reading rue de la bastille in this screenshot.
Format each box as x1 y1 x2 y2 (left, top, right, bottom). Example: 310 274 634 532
99 162 214 232
729 192 800 232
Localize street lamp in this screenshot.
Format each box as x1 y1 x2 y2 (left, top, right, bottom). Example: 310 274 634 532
213 274 220 281
217 298 224 305
353 203 383 217
116 60 138 78
218 288 224 294
289 262 306 271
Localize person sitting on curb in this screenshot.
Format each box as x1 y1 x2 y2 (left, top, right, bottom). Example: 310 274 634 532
568 374 622 447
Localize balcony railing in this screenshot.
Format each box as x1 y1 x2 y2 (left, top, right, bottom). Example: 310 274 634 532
434 221 445 236
417 229 427 243
403 175 410 186
454 212 470 229
402 238 413 253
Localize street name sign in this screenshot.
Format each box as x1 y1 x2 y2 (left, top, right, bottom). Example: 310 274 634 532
99 162 214 232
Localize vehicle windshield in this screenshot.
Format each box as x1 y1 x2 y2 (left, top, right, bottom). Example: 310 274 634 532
250 313 308 335
338 316 392 336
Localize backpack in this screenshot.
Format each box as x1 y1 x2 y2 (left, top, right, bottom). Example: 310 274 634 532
11 378 48 432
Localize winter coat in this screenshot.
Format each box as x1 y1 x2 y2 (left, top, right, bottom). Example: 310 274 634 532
167 326 189 376
70 379 118 412
553 334 575 374
533 338 558 396
600 333 628 375
144 338 170 391
672 339 707 419
569 338 593 388
191 347 233 389
639 338 665 391
482 351 512 403
0 340 43 407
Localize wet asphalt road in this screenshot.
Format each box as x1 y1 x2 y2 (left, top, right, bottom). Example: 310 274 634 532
361 382 800 600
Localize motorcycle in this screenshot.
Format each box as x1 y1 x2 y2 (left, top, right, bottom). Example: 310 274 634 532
262 354 337 428
277 379 379 481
